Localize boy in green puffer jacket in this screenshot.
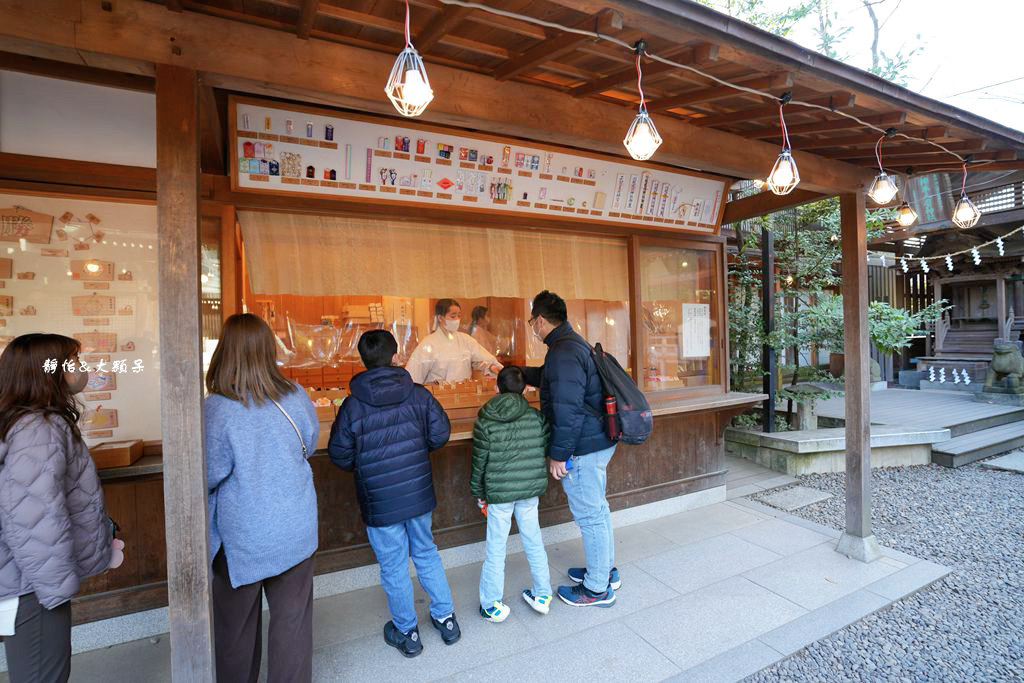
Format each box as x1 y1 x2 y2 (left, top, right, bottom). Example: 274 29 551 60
472 366 552 622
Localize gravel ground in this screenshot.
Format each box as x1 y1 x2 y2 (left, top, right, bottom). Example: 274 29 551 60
745 453 1024 683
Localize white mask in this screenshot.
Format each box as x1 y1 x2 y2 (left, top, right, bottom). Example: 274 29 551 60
532 319 545 342
443 318 460 333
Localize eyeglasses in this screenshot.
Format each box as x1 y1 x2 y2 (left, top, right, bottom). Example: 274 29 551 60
528 316 537 326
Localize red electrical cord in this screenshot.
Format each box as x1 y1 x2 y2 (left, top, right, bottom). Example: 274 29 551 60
404 0 412 47
636 53 646 112
777 102 791 151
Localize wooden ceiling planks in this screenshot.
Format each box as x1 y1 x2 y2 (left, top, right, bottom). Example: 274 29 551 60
148 0 1020 174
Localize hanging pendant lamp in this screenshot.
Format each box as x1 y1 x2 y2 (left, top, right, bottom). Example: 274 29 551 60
384 0 434 117
623 42 662 161
867 132 900 205
766 94 799 195
952 162 981 229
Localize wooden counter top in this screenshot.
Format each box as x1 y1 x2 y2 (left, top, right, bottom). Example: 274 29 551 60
94 392 766 480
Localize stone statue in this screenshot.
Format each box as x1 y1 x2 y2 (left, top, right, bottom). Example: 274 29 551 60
984 341 1024 392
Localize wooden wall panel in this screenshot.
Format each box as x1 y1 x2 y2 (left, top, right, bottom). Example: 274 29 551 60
72 411 726 622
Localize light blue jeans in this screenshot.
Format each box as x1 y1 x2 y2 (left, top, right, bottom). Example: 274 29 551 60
562 444 617 593
479 497 552 608
365 511 455 633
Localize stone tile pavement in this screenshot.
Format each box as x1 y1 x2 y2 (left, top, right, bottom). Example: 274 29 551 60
0 459 949 682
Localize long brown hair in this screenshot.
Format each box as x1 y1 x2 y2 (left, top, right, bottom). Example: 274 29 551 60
0 334 83 441
206 313 295 406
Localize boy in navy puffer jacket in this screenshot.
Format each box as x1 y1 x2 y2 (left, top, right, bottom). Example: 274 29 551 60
329 330 460 658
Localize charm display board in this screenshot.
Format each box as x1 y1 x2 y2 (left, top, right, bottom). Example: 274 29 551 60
0 192 161 447
230 97 727 234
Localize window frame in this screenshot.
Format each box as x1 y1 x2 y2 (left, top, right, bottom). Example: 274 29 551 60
629 235 728 400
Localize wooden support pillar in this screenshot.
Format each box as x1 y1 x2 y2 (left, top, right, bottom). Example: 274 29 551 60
156 64 216 679
220 204 240 320
837 191 881 562
761 227 777 432
627 236 643 385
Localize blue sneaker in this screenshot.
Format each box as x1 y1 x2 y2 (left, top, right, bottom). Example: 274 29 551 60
567 566 621 591
557 583 616 608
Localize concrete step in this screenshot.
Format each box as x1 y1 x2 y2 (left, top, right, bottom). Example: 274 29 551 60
931 421 1024 468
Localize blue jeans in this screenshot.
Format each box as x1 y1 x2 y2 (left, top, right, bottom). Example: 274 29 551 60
365 511 455 633
562 444 617 593
479 497 552 608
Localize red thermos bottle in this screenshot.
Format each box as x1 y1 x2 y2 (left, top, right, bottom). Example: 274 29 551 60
604 396 620 440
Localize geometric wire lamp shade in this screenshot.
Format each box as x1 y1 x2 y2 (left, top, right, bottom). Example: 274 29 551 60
896 202 919 227
867 172 899 205
623 110 663 161
766 150 800 195
385 46 434 117
952 194 982 229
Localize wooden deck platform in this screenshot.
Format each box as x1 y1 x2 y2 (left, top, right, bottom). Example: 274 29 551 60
813 388 1024 466
814 388 1023 433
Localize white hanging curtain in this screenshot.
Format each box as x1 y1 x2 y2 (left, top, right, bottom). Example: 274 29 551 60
237 211 629 301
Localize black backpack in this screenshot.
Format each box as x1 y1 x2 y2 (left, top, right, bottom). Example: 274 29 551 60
558 338 654 445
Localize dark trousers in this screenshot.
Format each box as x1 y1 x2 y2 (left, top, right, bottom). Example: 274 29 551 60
212 549 315 683
2 592 72 683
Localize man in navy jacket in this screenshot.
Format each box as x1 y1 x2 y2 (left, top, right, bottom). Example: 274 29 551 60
522 291 620 608
329 330 461 657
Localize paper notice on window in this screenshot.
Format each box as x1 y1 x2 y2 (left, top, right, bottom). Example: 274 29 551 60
680 303 710 358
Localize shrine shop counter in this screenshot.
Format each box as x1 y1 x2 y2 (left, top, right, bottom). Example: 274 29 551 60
77 391 764 624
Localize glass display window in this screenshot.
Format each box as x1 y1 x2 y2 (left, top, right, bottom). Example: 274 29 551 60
637 239 725 393
235 211 631 419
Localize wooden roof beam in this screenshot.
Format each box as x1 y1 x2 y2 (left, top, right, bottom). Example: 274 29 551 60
781 127 948 150
722 188 825 224
0 0 874 193
570 43 718 98
691 92 855 128
746 111 906 139
314 5 509 59
493 9 623 81
907 160 1024 173
648 72 791 113
416 5 473 52
296 0 320 40
0 50 154 92
403 0 548 40
845 150 1017 167
821 139 987 161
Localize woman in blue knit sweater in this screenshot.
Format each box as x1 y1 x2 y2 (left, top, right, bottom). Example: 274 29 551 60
205 313 320 683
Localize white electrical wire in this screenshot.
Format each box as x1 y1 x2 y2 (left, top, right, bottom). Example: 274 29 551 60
436 0 984 167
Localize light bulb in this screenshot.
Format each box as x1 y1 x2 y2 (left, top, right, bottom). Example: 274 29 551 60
623 111 662 160
867 172 899 205
896 203 918 228
952 194 981 229
400 69 432 109
767 150 800 195
385 46 433 117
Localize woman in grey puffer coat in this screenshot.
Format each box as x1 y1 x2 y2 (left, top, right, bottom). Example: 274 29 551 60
0 334 124 683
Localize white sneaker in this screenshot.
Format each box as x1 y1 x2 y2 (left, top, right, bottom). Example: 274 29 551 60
480 601 510 623
522 589 551 615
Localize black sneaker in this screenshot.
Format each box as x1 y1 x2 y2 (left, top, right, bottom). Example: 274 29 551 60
430 613 462 645
383 620 423 658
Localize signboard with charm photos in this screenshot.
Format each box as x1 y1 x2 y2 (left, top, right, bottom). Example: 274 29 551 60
0 192 163 447
229 96 727 234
